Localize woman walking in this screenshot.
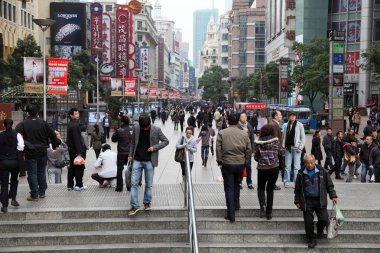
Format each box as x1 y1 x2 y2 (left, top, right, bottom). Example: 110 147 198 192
0 119 24 213
198 125 211 167
176 127 197 183
311 130 323 166
90 124 103 159
254 124 284 220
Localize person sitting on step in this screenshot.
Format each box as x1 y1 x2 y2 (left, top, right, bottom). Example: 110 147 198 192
92 144 117 188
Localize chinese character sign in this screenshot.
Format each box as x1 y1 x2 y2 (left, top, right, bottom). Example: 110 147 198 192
150 86 157 98
346 52 360 74
139 46 150 82
102 13 112 65
47 58 69 95
91 3 103 64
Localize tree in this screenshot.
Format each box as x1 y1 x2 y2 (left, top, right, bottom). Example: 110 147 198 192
264 62 280 99
235 75 251 102
291 37 329 109
198 66 229 102
68 50 96 91
361 44 380 80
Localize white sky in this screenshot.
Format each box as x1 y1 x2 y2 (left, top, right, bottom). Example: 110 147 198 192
118 0 227 61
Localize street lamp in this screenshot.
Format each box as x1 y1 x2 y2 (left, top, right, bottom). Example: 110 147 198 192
77 80 82 107
33 18 56 121
92 47 103 123
135 68 142 115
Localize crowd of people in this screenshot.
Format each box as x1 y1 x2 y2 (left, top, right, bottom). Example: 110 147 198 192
1 102 380 249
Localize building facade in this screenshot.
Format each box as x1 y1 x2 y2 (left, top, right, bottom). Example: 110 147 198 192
200 15 219 76
219 12 230 70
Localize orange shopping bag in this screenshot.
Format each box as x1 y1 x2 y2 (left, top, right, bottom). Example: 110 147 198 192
242 167 247 177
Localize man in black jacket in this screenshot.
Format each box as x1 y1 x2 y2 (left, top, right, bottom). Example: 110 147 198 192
331 131 344 179
359 136 377 183
322 128 334 172
67 108 86 191
187 112 197 128
111 116 133 191
16 104 57 201
369 144 380 182
294 154 338 249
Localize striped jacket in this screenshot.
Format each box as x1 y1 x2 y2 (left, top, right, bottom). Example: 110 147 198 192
254 137 284 170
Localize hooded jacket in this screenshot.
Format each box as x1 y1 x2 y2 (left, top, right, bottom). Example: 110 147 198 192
254 136 284 170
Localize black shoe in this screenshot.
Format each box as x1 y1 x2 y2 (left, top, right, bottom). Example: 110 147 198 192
308 239 317 248
273 185 281 190
11 200 20 207
335 176 344 180
1 207 7 213
260 206 266 218
248 184 254 190
224 216 235 222
266 213 272 220
235 204 241 211
317 231 325 239
115 188 123 192
39 194 46 199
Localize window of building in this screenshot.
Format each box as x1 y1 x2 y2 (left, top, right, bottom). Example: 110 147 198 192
222 33 228 41
222 57 228 64
376 0 380 9
0 0 2 18
3 2 7 19
213 59 216 64
7 2 11 21
106 5 113 12
20 10 23 26
255 54 265 62
28 13 31 29
255 23 265 35
239 15 247 23
137 34 143 41
222 45 228 52
239 41 246 50
22 0 26 9
239 54 246 64
373 19 380 41
12 5 15 22
137 21 143 30
32 15 34 30
206 50 208 55
213 49 216 55
24 11 26 27
255 40 265 48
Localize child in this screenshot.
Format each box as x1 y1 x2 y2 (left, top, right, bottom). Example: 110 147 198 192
208 123 216 156
198 125 210 167
47 140 68 184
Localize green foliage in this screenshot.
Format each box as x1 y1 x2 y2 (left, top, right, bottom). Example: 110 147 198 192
361 44 380 80
291 37 329 109
235 75 251 102
198 66 229 102
68 50 96 91
264 62 280 99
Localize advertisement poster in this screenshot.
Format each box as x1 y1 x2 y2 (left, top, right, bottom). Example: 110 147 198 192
23 57 43 94
47 58 69 95
161 89 168 99
111 78 123 96
150 86 157 98
347 21 361 43
346 52 360 74
90 3 103 64
124 78 136 97
100 13 113 82
50 3 86 59
139 46 150 82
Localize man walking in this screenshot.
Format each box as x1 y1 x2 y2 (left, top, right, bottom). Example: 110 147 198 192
216 114 251 222
67 108 86 191
111 116 133 192
102 113 111 140
238 112 255 190
322 128 335 172
270 110 283 191
16 104 58 201
359 136 377 183
283 112 305 187
331 131 344 180
294 154 338 249
187 111 197 128
128 115 169 216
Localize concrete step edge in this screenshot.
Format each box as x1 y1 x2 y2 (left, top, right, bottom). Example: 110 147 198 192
200 242 380 248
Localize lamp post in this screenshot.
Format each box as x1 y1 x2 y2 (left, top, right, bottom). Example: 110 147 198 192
77 80 82 108
33 18 56 121
135 68 142 115
92 47 103 123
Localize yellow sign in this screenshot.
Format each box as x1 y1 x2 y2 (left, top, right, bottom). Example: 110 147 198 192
24 83 44 94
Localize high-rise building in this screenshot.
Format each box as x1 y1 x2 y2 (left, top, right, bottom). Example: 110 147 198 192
218 12 230 70
180 42 189 60
225 0 233 11
193 8 218 72
200 16 219 76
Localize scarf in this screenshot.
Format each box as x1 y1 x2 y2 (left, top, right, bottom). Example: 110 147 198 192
285 120 297 150
239 122 248 129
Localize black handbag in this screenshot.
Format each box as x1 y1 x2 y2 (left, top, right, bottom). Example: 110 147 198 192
54 160 66 168
101 132 106 144
174 136 185 163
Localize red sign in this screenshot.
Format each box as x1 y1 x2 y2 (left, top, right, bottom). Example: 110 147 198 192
161 89 168 99
346 52 360 74
91 3 103 64
124 78 137 97
281 78 288 92
150 86 157 98
0 103 14 131
244 103 267 110
47 58 69 95
169 91 175 99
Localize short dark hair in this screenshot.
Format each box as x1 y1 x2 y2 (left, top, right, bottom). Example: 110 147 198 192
81 125 87 132
121 116 130 126
336 131 343 136
185 126 194 135
259 124 274 138
26 104 38 117
139 114 151 128
327 127 332 131
271 110 279 119
227 113 239 125
69 108 78 116
102 144 111 152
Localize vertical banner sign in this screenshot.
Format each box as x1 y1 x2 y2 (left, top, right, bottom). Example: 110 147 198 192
139 46 150 82
124 78 137 97
47 58 69 95
23 57 44 94
100 13 112 82
110 78 123 97
161 89 168 99
90 3 103 64
150 86 157 98
279 57 289 103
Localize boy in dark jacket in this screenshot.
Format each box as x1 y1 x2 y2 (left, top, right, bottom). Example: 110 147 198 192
294 154 338 249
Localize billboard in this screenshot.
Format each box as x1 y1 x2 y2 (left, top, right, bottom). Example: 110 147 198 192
138 46 150 82
124 78 137 97
90 3 103 64
99 13 113 82
23 57 43 94
50 3 87 59
111 78 123 96
47 58 69 95
346 52 360 74
150 86 157 98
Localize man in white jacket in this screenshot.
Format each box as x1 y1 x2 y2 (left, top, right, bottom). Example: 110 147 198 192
282 112 305 187
92 144 117 188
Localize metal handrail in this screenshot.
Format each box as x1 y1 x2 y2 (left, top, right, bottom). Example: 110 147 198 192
183 149 199 253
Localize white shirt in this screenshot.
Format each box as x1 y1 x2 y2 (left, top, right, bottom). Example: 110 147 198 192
94 149 117 178
17 133 24 151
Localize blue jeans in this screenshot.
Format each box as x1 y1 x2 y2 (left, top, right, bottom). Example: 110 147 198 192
130 160 154 209
361 163 373 183
25 157 47 198
201 146 209 159
284 148 301 185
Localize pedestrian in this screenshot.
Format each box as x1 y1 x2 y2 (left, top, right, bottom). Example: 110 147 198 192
102 113 111 140
161 109 167 125
187 111 197 128
221 118 228 130
150 109 157 124
216 113 251 222
372 130 380 146
294 154 338 249
92 144 117 188
283 112 306 187
352 111 361 134
311 130 323 166
322 128 335 172
172 109 179 131
238 112 255 190
363 120 375 138
111 116 133 192
16 104 58 201
67 108 86 191
208 123 216 156
251 112 258 133
198 125 211 167
179 109 185 132
90 124 103 159
214 109 222 130
269 110 283 191
196 111 203 129
348 108 354 129
370 111 377 125
359 136 377 183
176 127 197 183
47 139 67 184
331 131 344 180
0 119 24 212
342 141 359 183
128 115 169 216
369 144 380 182
254 124 284 220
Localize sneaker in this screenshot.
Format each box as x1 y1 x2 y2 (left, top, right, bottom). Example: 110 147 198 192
67 187 74 191
248 184 254 190
11 200 20 207
284 184 291 188
74 186 87 191
26 195 38 202
128 207 140 216
273 185 281 190
353 175 358 179
144 203 151 211
39 194 46 199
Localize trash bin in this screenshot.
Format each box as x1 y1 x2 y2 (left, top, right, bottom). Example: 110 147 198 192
310 119 318 130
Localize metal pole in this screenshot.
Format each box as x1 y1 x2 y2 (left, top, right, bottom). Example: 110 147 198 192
137 75 140 115
43 29 47 120
122 71 125 101
260 70 263 100
278 62 281 104
96 57 99 123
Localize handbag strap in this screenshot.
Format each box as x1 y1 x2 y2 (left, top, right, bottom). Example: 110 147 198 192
181 136 185 145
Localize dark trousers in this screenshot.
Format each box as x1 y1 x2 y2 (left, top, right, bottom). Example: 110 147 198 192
240 163 252 185
0 160 19 207
67 155 85 188
116 154 129 190
257 167 279 214
151 117 156 124
180 161 194 176
91 173 116 185
332 158 342 177
180 121 184 132
174 122 179 130
374 166 380 183
197 121 201 129
324 150 334 171
25 156 47 198
303 197 329 241
221 164 244 220
104 127 110 139
353 123 359 134
94 149 101 159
